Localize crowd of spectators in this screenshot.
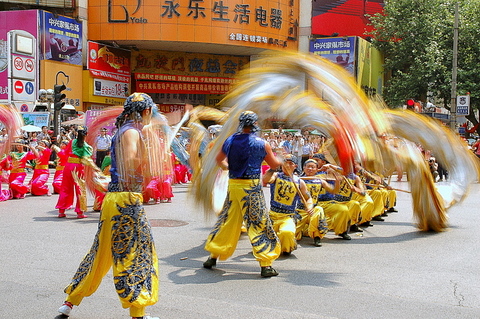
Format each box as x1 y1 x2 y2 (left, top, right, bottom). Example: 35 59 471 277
263 129 327 168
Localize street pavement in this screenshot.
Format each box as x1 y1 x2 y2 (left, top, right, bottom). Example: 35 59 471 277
1 173 480 319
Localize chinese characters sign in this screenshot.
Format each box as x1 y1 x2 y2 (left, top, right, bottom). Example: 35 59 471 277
133 50 247 94
132 50 248 76
39 11 83 65
89 0 298 50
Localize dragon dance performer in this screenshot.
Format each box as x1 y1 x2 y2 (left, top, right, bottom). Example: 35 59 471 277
203 111 283 277
55 126 93 219
6 141 36 199
52 140 69 194
262 154 314 254
296 159 341 247
57 93 160 319
29 140 52 196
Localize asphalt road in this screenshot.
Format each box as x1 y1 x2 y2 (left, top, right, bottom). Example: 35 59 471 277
0 175 479 319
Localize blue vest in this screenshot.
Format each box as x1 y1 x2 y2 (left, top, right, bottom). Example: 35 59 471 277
270 172 300 214
109 120 144 192
222 133 266 179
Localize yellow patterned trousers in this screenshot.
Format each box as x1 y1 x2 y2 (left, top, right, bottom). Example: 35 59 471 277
64 192 158 317
295 206 329 240
318 200 357 235
269 211 297 253
205 179 280 267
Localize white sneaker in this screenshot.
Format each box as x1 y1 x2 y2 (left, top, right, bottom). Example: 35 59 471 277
58 302 73 316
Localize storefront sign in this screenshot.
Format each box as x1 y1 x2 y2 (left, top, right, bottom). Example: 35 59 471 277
137 81 230 94
93 78 129 99
132 50 249 77
89 0 298 50
135 72 236 84
158 104 186 113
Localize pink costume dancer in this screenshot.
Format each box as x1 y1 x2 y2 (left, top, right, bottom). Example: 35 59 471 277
7 143 36 199
143 176 161 204
52 141 69 194
159 164 174 203
30 140 52 196
173 153 190 184
56 127 93 218
0 155 11 201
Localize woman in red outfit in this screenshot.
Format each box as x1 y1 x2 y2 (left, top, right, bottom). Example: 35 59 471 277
7 141 36 199
52 140 69 194
55 127 93 218
0 155 11 201
30 140 52 196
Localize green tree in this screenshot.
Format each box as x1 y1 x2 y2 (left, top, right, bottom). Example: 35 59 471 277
370 0 480 136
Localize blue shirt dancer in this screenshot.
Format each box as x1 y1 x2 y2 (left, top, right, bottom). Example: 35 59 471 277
203 111 283 277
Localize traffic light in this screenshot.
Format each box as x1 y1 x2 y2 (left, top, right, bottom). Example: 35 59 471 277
54 84 66 111
406 99 415 110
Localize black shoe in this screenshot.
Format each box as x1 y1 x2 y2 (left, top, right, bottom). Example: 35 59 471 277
339 232 351 240
387 207 398 212
350 224 363 232
359 221 373 227
282 251 291 256
381 212 388 217
372 216 385 221
261 266 279 277
203 257 217 269
313 236 322 247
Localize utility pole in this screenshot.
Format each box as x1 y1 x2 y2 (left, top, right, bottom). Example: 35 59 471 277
450 2 459 131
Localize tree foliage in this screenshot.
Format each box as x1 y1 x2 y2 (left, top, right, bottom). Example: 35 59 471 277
370 0 480 133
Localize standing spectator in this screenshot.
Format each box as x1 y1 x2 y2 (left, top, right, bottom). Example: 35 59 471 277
37 126 51 143
94 127 112 168
300 134 314 168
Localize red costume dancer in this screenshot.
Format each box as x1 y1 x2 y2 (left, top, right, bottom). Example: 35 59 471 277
0 155 11 201
143 176 162 204
30 140 52 196
173 153 190 184
7 142 36 199
52 141 69 194
160 172 174 202
56 127 93 218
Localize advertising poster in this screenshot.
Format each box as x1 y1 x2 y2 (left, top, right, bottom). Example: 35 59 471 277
87 41 130 83
309 37 356 74
39 10 83 65
21 112 50 127
0 10 39 102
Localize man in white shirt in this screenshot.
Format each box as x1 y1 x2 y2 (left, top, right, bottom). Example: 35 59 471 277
94 127 112 167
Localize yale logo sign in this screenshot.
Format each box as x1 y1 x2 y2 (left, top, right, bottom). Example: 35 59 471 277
108 0 148 23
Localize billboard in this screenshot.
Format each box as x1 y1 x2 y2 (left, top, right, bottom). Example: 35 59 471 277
39 11 83 65
87 41 131 83
309 37 356 74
